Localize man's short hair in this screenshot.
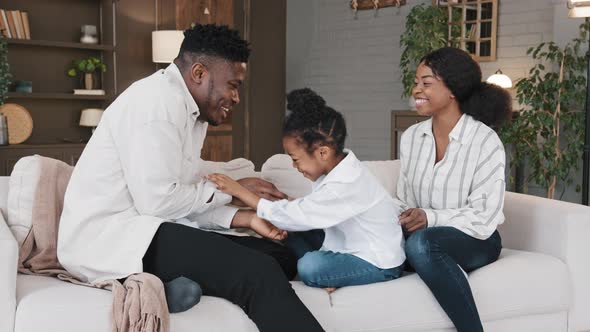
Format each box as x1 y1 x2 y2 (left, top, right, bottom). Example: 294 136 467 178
179 24 250 63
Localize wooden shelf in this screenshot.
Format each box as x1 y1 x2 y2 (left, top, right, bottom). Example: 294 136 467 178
7 92 108 100
6 38 114 51
0 143 86 149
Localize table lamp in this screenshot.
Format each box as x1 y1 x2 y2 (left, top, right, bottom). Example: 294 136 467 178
152 30 184 63
80 108 104 134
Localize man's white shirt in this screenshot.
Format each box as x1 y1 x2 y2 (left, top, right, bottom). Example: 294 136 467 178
58 64 237 283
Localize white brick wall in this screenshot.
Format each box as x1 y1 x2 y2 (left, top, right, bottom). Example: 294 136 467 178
286 0 580 169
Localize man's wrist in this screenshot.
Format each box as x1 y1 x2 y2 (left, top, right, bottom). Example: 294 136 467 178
230 210 253 229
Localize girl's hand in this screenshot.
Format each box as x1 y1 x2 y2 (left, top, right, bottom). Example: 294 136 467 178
207 173 243 196
250 215 288 241
399 208 428 233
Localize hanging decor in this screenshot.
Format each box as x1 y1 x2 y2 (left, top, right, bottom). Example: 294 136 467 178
350 0 406 13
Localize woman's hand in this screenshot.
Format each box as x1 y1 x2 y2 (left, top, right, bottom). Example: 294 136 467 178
399 208 428 233
207 173 244 197
250 215 288 241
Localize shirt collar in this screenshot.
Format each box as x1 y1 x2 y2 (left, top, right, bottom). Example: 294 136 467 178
313 149 362 188
418 113 473 145
164 63 200 120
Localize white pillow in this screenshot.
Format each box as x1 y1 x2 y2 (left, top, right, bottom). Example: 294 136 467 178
260 154 402 199
362 160 401 198
7 155 41 246
260 154 312 199
199 158 257 180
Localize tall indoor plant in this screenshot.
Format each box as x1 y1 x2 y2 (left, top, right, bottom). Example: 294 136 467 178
499 22 590 199
399 4 450 97
0 35 10 105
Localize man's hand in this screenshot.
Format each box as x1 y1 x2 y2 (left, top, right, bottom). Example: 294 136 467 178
250 215 287 241
399 208 428 233
235 178 287 204
207 173 244 197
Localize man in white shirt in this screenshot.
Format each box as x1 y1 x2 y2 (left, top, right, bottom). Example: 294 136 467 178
57 24 324 331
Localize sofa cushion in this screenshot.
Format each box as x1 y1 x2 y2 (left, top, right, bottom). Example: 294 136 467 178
260 154 313 199
198 158 256 180
6 156 41 246
325 249 570 331
14 249 570 332
15 274 258 332
260 154 401 199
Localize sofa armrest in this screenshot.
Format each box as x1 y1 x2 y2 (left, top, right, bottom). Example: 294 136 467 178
500 192 590 332
0 211 17 332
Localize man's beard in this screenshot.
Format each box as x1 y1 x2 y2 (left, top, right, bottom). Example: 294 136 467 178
203 77 221 126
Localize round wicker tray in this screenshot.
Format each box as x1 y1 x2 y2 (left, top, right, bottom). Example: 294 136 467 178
0 103 34 144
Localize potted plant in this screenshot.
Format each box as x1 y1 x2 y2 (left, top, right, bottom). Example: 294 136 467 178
0 35 11 105
399 4 451 98
67 56 106 90
499 21 590 200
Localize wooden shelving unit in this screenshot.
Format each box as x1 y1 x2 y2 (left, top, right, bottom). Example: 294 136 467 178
0 0 116 175
6 38 114 51
7 92 108 100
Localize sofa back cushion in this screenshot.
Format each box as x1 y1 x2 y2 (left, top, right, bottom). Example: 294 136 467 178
260 154 401 199
7 155 43 246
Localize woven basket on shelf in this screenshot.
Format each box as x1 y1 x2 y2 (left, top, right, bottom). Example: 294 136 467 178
0 103 34 144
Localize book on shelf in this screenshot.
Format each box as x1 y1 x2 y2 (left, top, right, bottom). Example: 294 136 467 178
20 11 30 39
11 10 24 39
0 10 9 38
74 89 105 96
0 9 31 40
4 9 16 39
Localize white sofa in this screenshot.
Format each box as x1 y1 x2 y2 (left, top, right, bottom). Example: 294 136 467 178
1 157 590 332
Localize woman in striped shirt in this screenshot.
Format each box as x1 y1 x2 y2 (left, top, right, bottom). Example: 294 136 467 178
397 47 512 332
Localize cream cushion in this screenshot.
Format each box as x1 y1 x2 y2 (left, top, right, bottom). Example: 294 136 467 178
6 156 41 246
260 154 401 199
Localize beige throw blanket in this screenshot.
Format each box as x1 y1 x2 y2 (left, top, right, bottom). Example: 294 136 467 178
17 156 169 332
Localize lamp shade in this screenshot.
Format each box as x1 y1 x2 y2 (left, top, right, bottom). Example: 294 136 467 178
79 108 104 127
152 30 184 63
486 70 513 89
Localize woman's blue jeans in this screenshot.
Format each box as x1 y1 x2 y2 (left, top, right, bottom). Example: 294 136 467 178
405 227 502 332
285 229 403 288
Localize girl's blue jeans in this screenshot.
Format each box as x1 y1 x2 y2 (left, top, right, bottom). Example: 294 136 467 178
285 229 403 288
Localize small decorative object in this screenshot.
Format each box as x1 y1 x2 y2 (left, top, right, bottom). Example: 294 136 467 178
14 80 32 93
349 0 405 11
79 108 104 134
80 25 98 44
0 103 33 144
73 89 105 96
67 57 107 90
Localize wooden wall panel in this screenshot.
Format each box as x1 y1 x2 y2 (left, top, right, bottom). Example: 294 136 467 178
175 0 234 29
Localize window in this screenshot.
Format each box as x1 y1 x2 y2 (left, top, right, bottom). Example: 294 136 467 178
432 0 498 61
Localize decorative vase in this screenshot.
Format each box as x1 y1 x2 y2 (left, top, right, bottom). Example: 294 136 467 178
84 73 94 90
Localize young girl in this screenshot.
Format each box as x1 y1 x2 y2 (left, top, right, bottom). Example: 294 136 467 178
208 88 406 291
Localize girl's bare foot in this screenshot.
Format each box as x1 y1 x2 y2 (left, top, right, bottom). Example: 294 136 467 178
324 287 336 293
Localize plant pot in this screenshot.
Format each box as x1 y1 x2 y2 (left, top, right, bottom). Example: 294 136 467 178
84 73 94 90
